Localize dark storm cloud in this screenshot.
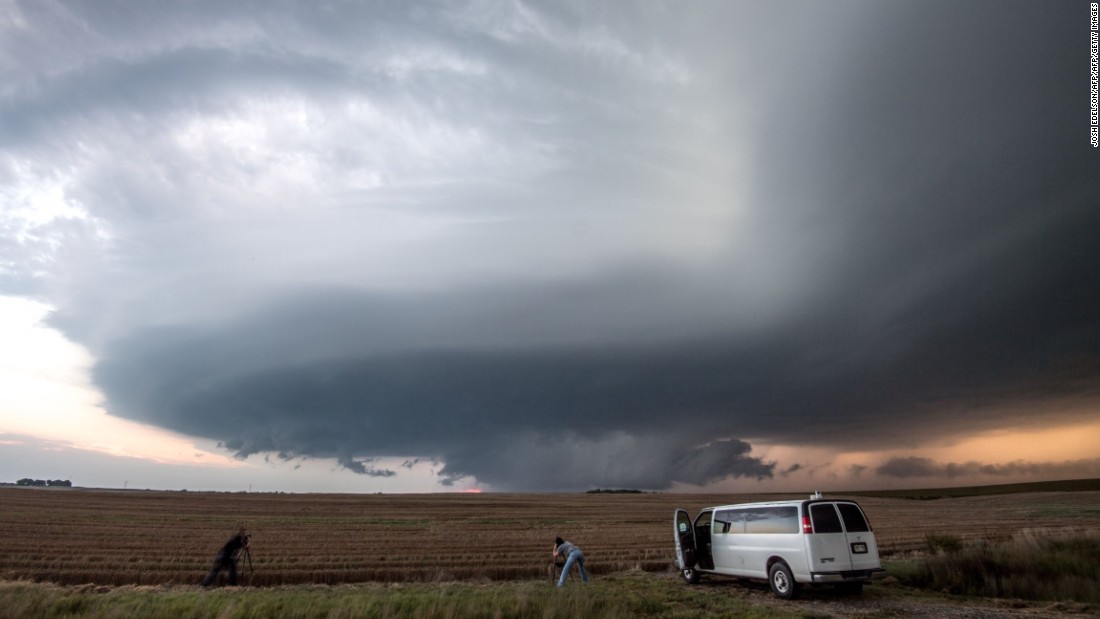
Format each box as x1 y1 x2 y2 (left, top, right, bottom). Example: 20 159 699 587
88 282 788 489
338 457 396 478
436 437 774 491
780 464 803 478
5 1 1100 490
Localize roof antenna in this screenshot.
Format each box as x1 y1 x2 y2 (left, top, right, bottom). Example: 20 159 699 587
811 491 822 499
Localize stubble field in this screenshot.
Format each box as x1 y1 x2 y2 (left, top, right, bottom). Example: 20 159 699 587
2 485 1098 587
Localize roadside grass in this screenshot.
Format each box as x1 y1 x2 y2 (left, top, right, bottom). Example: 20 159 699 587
0 574 810 619
7 567 1097 619
896 529 1100 604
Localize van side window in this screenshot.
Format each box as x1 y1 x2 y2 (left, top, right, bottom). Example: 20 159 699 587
836 503 870 532
714 509 747 534
744 506 799 534
809 503 843 533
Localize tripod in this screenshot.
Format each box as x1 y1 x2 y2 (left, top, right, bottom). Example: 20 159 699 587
548 559 573 584
231 545 254 586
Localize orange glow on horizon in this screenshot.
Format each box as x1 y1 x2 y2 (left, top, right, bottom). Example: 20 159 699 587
735 418 1100 492
919 421 1100 464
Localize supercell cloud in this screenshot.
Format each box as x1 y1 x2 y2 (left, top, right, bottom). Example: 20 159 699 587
2 1 1098 489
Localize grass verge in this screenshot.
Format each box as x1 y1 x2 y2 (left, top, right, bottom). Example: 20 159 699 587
0 573 808 619
899 529 1100 603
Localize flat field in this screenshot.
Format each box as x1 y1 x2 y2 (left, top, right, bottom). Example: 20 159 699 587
2 485 1099 587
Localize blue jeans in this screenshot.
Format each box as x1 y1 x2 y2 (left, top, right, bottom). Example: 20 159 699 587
557 549 588 586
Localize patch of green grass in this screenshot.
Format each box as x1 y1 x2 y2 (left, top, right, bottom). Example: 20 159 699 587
882 557 921 582
1026 505 1100 520
250 516 434 527
466 518 524 526
0 575 809 619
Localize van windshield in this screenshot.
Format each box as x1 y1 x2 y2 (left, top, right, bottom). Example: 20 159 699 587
694 510 713 532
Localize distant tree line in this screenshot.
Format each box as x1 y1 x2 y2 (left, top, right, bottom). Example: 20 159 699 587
586 488 643 494
15 478 72 487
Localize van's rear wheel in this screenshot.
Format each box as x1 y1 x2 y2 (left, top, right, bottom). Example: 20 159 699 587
768 562 796 599
680 568 700 584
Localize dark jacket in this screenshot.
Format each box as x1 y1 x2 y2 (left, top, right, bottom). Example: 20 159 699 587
217 534 248 562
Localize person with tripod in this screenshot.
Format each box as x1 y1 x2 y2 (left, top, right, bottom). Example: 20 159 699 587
201 527 250 587
552 536 588 587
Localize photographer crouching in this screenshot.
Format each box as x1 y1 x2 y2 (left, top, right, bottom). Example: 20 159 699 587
201 527 250 587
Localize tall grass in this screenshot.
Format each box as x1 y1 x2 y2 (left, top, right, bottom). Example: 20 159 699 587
910 528 1100 603
0 574 803 619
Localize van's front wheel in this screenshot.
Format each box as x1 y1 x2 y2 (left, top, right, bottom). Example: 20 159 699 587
768 562 796 599
680 568 700 584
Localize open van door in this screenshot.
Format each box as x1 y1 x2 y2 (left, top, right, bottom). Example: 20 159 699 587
674 509 700 583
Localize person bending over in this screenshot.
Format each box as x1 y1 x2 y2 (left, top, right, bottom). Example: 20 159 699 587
553 536 589 587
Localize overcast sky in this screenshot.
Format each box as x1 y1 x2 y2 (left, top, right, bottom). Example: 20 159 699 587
2 0 1099 493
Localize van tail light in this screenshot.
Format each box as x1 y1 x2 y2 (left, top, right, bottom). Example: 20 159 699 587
802 515 813 534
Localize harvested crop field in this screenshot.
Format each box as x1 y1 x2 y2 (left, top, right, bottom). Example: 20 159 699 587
2 486 1098 586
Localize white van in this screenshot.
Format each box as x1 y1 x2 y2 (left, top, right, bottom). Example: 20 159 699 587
673 495 885 599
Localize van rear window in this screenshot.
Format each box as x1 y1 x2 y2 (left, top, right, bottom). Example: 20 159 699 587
810 503 843 533
837 503 870 532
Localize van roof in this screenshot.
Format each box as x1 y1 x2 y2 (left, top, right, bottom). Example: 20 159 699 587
701 498 862 511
